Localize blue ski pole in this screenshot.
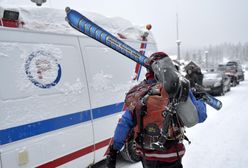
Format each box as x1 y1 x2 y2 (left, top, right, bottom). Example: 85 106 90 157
194 84 222 110
65 7 151 70
203 93 222 110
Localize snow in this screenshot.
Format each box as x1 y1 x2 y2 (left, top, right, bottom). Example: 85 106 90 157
97 72 248 168
0 41 87 128
91 70 137 93
0 6 155 42
1 4 247 168
59 78 84 95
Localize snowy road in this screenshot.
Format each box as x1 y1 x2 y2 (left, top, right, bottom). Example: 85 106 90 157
96 72 248 168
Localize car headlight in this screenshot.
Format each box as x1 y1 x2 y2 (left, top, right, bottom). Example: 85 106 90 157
214 81 222 87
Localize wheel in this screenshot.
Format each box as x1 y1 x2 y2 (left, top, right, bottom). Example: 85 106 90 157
227 85 231 92
120 139 141 163
219 86 225 96
237 80 240 85
232 78 237 87
241 75 245 81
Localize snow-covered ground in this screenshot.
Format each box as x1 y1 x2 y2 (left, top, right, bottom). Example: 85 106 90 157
97 72 248 168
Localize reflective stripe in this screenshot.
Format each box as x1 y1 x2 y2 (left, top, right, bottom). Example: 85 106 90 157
145 150 185 158
0 102 124 145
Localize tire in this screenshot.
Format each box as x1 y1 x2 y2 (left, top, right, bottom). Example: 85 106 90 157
241 75 245 81
232 78 237 87
227 85 231 92
219 87 225 96
237 79 240 85
120 139 141 163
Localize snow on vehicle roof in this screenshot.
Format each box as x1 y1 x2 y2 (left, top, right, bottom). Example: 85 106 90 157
0 6 155 42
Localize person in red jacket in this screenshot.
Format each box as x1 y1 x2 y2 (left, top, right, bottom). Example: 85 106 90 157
106 52 207 168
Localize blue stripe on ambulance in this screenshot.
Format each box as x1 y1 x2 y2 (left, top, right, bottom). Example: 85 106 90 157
0 102 124 145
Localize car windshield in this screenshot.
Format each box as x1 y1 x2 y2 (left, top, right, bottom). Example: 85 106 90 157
217 66 226 71
226 65 236 70
204 73 221 79
226 62 238 66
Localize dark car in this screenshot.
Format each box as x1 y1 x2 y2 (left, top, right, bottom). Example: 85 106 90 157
202 72 231 96
225 61 245 86
217 64 226 72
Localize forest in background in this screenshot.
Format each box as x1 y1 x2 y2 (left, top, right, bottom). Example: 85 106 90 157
182 42 248 69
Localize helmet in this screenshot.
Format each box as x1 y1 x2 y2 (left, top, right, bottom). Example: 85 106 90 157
145 52 169 80
148 52 169 65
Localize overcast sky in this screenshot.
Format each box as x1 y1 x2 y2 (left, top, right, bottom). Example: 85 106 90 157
1 0 247 54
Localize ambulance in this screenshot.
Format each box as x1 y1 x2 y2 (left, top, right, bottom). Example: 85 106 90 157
0 6 157 167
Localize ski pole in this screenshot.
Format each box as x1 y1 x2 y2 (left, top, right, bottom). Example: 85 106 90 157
194 84 222 110
133 24 151 81
65 7 151 70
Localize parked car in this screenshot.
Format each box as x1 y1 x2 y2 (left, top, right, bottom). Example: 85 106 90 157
225 61 245 86
202 71 231 96
217 64 226 72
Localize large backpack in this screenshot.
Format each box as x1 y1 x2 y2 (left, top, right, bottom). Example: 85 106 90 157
125 81 185 150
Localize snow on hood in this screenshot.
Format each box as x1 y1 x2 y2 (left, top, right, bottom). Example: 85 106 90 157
0 6 155 42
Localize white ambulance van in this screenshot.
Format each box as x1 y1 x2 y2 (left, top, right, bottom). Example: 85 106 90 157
0 7 157 168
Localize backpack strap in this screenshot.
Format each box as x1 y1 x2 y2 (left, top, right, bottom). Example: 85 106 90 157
124 80 154 113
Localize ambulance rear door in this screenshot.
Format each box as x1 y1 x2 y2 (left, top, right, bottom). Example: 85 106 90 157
0 28 94 168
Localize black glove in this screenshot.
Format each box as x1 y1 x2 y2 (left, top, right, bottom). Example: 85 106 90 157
192 84 207 100
106 145 118 168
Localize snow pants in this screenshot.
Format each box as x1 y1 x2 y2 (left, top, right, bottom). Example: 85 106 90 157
142 159 183 168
